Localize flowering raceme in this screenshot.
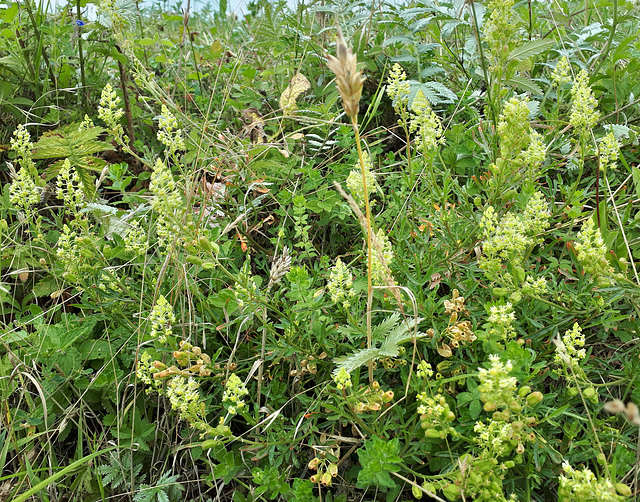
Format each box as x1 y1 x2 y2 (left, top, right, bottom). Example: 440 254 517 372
570 70 600 139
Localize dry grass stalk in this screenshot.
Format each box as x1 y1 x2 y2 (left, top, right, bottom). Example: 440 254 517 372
326 27 365 119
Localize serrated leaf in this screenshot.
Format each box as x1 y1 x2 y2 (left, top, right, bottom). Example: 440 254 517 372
603 123 631 140
508 39 555 61
333 315 425 375
507 76 543 95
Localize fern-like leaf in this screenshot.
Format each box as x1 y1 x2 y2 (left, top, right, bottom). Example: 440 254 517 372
333 315 425 375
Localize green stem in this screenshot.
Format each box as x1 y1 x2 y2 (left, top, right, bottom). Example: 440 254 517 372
76 0 87 112
352 116 374 385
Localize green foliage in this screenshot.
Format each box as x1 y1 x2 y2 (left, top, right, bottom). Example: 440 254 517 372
2 0 640 500
356 436 402 491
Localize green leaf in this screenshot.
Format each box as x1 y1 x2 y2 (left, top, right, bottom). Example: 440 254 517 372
632 166 640 199
508 39 555 61
506 76 543 95
356 436 402 491
333 314 425 375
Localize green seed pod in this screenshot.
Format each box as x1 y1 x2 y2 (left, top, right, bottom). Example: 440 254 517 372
412 484 423 499
186 255 204 265
527 391 543 406
519 386 532 398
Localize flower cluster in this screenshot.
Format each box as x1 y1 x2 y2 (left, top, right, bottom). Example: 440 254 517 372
333 367 352 390
444 289 466 315
124 219 148 255
487 302 517 340
352 381 394 413
570 70 600 139
346 151 379 207
559 462 627 502
56 222 86 282
554 322 586 368
136 351 162 391
483 0 517 67
416 360 434 379
148 295 175 343
521 275 547 296
493 97 546 179
56 159 85 211
234 257 259 309
98 84 125 140
574 218 614 282
598 132 619 173
480 192 550 281
417 393 456 438
386 63 410 116
149 158 183 249
9 125 41 212
327 258 356 308
78 114 95 130
473 419 521 457
478 355 517 411
371 228 394 286
167 376 204 423
157 104 185 157
308 447 340 487
551 55 572 87
409 89 445 153
222 373 249 415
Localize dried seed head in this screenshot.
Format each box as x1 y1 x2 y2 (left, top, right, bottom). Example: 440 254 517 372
267 246 291 290
326 27 365 119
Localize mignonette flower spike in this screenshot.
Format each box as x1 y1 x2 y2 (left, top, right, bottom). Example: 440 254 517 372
326 27 365 119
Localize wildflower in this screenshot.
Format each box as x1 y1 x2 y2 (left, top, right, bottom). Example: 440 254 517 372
370 228 394 286
416 360 434 379
9 165 40 211
346 151 379 206
483 0 517 66
98 83 125 139
474 419 516 457
76 19 84 26
409 89 445 152
559 462 626 502
148 295 175 343
326 27 365 119
554 322 586 368
487 303 517 340
417 393 455 438
136 351 162 391
327 258 356 308
223 373 249 415
522 275 547 296
56 159 85 211
333 367 352 390
570 70 600 139
78 114 94 130
598 132 619 173
386 63 410 115
551 56 572 87
167 376 204 422
156 104 185 157
56 223 82 281
574 218 613 280
478 355 517 410
149 158 183 249
497 97 531 160
521 191 550 236
124 219 148 255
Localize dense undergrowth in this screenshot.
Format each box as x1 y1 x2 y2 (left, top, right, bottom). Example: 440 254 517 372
1 0 640 500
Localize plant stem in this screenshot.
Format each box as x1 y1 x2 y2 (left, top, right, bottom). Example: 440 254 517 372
351 116 374 385
76 0 87 112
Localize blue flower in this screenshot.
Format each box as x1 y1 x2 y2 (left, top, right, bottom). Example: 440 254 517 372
76 19 84 26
